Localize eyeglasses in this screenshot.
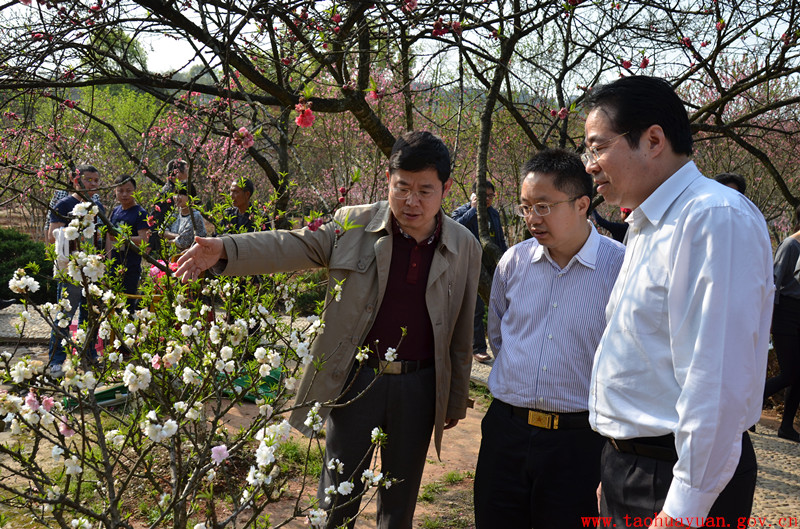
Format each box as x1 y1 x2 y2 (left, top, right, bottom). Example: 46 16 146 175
580 132 629 167
391 186 437 201
515 198 578 218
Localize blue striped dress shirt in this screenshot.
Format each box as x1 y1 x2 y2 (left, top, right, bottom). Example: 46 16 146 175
487 223 625 413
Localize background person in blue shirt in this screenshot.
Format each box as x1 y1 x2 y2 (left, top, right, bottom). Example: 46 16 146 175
106 175 150 312
451 181 508 364
46 165 105 377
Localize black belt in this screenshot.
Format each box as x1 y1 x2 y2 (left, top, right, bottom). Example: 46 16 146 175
609 434 678 461
366 356 434 375
500 400 590 430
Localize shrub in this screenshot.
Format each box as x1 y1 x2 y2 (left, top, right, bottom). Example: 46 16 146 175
0 227 55 303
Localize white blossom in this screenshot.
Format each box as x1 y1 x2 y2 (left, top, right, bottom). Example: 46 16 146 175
122 365 152 393
64 456 83 475
175 305 191 322
384 347 397 362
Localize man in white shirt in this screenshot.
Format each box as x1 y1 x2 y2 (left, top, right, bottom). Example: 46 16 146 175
473 149 625 528
583 76 773 528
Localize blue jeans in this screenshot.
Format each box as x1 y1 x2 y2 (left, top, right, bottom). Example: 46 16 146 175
48 282 98 366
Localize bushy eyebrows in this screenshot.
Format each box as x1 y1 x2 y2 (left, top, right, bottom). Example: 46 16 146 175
394 178 435 188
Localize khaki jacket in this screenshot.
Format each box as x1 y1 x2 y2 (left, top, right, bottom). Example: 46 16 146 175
218 201 481 455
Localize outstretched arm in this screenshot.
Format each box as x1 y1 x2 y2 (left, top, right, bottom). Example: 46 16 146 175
175 237 226 280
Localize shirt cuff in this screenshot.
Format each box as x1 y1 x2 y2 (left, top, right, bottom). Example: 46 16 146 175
662 476 719 525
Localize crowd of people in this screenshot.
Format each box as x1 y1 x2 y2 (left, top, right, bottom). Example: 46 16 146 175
44 163 259 378
39 74 800 529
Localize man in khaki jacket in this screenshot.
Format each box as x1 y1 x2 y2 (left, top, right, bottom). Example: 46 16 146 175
176 131 481 529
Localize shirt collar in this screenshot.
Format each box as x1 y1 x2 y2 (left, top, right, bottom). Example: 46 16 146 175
530 220 601 270
634 160 702 228
391 211 442 246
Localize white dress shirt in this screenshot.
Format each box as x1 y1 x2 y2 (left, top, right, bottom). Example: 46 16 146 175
488 223 625 412
589 161 774 521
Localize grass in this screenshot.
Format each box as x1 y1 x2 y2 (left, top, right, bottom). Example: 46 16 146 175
276 437 325 479
418 481 447 503
469 381 493 410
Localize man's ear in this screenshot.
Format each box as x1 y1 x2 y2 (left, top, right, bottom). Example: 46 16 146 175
643 124 667 158
576 195 591 216
442 178 453 197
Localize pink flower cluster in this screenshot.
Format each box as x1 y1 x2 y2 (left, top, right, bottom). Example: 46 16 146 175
307 218 325 231
295 102 315 128
233 126 255 149
149 260 180 282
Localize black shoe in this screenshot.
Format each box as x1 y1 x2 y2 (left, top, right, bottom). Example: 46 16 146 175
777 427 800 442
0 299 16 310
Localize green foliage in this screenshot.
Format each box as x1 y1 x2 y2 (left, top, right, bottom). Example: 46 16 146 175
418 481 446 503
442 470 465 485
277 438 325 479
0 227 55 303
293 270 329 316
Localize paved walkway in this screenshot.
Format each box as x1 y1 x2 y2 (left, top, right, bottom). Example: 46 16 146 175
2 304 799 524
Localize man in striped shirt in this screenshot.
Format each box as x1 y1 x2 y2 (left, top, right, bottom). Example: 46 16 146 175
473 148 625 528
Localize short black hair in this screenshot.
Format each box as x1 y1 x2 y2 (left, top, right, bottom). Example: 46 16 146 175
714 172 747 195
471 181 496 193
388 131 451 184
76 164 99 176
584 76 693 156
521 148 594 206
167 159 187 175
114 175 136 189
232 177 255 197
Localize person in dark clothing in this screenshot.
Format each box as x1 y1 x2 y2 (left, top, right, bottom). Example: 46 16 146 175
46 165 105 377
591 207 631 243
764 204 800 442
221 177 258 233
107 175 150 313
451 181 508 364
715 172 747 195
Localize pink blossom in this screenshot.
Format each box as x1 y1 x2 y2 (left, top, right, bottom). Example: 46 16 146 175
716 20 725 31
25 391 40 412
59 416 75 437
339 186 347 195
42 396 55 412
621 59 632 69
640 57 650 68
681 36 691 47
308 218 324 231
332 13 341 23
233 127 255 149
19 0 32 6
557 107 569 120
338 196 346 203
211 445 229 465
402 0 417 12
295 108 315 128
151 354 161 369
550 109 558 117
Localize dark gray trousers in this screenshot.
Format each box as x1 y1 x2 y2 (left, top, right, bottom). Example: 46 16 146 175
600 432 757 527
318 364 436 529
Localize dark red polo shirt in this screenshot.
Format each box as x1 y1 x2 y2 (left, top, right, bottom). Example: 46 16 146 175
362 213 441 361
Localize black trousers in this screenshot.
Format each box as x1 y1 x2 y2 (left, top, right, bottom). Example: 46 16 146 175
317 364 436 529
473 399 605 529
600 432 757 526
